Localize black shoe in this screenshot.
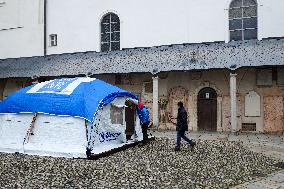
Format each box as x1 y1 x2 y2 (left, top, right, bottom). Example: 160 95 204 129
190 141 196 152
174 146 181 151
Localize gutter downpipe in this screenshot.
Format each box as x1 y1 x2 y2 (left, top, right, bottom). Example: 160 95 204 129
44 0 47 56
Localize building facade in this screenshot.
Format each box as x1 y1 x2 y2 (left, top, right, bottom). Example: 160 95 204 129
0 0 45 59
0 0 284 133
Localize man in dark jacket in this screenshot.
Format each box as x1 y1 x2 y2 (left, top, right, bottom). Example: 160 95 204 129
175 101 196 151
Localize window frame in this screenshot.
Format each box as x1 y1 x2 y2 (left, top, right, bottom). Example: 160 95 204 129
100 13 120 52
110 105 124 125
49 34 57 47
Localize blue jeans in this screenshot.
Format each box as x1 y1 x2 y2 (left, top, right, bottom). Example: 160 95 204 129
176 130 192 148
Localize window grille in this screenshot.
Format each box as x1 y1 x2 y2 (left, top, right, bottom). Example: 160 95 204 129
101 13 120 52
229 0 257 41
49 34 57 46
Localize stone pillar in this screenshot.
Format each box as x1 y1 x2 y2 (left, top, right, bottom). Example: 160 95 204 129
152 76 159 128
230 73 237 132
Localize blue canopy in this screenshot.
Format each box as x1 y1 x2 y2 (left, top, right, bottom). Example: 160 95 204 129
0 77 138 122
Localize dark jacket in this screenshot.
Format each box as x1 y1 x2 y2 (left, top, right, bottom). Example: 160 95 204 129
176 106 188 131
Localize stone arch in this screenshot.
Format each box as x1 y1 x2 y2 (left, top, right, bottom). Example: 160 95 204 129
190 82 223 131
225 0 262 9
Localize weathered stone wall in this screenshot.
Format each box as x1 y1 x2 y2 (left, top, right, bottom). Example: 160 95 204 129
1 69 283 134
2 78 29 100
116 69 284 133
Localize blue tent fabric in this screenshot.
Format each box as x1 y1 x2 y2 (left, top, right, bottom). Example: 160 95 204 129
0 78 138 123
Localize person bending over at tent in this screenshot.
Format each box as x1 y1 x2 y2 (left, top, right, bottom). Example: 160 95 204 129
175 101 196 151
137 103 150 144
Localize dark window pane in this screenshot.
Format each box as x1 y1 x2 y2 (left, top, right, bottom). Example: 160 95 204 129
111 22 120 32
244 29 257 40
243 6 257 17
243 17 257 28
229 8 242 19
111 14 120 23
111 32 120 41
101 43 110 52
101 33 110 43
111 42 120 51
230 0 242 8
243 0 257 6
102 14 110 24
229 19 242 30
230 30 242 41
101 23 110 33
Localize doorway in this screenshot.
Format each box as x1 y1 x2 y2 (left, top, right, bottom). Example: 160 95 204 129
125 100 136 140
197 87 217 131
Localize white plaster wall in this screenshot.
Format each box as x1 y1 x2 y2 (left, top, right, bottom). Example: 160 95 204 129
1 0 284 58
258 0 284 39
47 0 284 55
0 0 44 59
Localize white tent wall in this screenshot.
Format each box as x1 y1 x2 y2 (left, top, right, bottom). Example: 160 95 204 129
24 114 87 158
0 114 33 153
91 97 143 154
0 97 142 158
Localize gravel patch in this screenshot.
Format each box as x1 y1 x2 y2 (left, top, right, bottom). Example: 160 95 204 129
0 139 281 189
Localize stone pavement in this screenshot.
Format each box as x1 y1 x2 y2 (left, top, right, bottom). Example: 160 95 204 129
231 170 284 189
150 130 284 161
150 130 284 189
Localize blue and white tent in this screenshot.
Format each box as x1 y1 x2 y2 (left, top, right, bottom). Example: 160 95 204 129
0 77 143 158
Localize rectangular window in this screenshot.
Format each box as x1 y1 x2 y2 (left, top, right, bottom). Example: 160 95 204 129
110 105 124 125
277 68 284 86
256 69 273 86
49 34 57 46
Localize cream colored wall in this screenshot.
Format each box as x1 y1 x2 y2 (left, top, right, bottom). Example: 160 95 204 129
1 72 282 133
236 69 284 133
2 78 28 99
111 69 284 133
159 70 230 131
0 79 7 100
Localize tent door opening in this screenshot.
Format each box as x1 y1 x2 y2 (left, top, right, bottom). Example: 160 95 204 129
125 100 136 140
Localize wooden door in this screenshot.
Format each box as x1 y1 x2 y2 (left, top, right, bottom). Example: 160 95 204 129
125 101 136 139
197 87 217 131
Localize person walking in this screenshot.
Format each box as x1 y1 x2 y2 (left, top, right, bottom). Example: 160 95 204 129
175 101 196 151
137 103 150 144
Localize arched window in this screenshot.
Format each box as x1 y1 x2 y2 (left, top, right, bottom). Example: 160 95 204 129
101 13 120 52
229 0 257 41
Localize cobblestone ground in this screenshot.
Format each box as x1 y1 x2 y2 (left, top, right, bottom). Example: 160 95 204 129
0 139 282 189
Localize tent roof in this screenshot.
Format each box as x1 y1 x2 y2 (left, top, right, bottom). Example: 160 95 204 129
0 77 138 122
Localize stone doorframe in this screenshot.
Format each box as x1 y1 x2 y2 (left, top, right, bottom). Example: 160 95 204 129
189 82 223 132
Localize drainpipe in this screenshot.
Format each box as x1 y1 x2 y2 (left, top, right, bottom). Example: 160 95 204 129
44 0 47 56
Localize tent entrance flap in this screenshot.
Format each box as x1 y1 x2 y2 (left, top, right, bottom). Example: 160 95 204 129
125 100 136 140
